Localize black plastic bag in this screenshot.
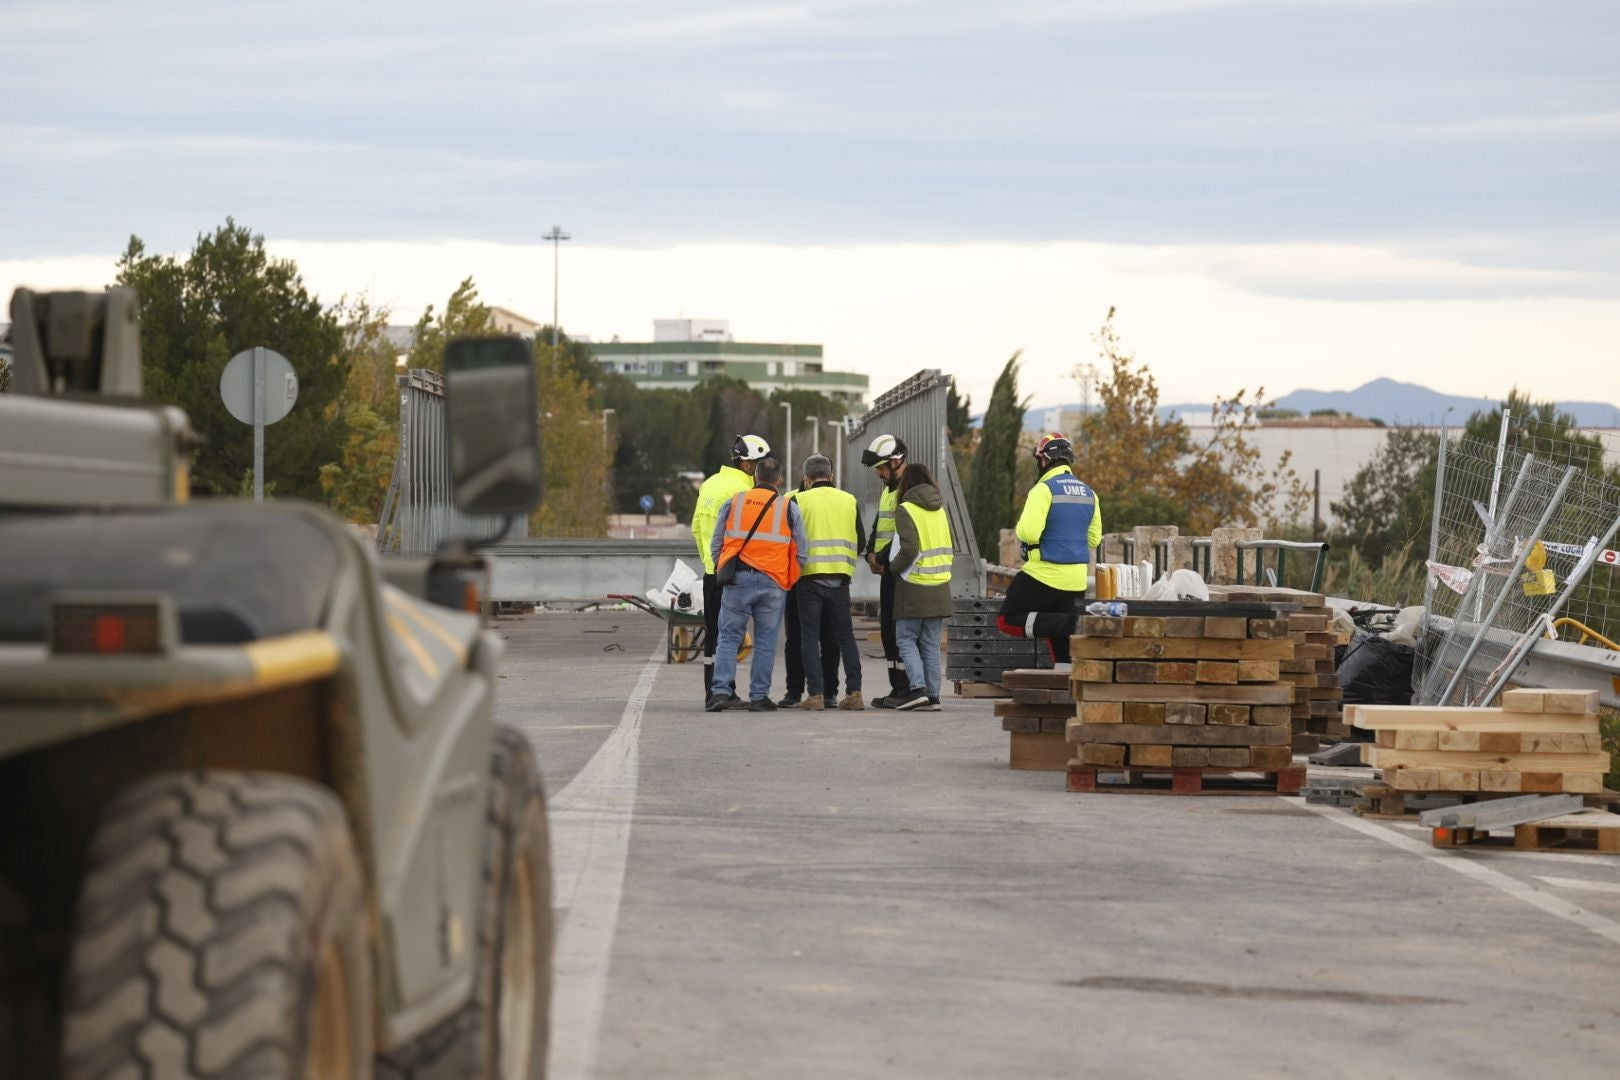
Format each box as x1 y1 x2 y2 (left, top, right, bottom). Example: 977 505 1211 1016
1337 631 1415 707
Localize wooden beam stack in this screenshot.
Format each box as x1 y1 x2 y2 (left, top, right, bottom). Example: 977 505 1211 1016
1065 609 1305 794
1208 585 1345 750
1350 689 1612 794
995 669 1074 770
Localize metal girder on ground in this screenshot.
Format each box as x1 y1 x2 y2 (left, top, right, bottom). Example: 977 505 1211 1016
1418 793 1584 831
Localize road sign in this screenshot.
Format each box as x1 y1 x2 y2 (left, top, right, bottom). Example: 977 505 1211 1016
639 494 655 513
220 347 299 501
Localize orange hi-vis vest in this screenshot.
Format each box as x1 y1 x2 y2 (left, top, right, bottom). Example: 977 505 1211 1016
717 487 801 591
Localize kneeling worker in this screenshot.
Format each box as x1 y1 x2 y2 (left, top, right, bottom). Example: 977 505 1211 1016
997 433 1103 663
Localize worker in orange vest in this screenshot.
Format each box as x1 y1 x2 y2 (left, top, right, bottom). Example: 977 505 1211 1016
706 456 807 711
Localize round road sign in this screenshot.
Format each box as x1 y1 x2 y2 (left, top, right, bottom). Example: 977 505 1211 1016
220 347 299 426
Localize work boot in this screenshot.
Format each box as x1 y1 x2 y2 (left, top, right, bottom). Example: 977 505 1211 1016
705 693 731 712
703 662 715 701
838 692 866 711
921 697 942 712
823 695 838 708
798 697 825 711
887 666 909 695
748 698 779 712
892 687 929 711
777 692 802 707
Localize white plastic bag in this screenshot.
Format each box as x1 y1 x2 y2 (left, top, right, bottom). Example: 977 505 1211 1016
649 559 704 614
1141 568 1210 602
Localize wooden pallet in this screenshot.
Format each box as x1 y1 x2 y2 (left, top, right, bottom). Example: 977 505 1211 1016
1354 783 1620 819
1431 810 1620 854
953 681 1010 699
1066 764 1306 796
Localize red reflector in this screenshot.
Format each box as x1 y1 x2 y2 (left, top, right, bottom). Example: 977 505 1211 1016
93 615 128 653
463 580 480 614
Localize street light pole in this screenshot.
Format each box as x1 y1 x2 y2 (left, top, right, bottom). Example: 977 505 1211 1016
827 419 844 488
807 415 819 456
778 401 792 486
543 225 570 347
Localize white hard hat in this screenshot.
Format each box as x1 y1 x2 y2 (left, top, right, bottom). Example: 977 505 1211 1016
732 434 772 461
861 433 906 468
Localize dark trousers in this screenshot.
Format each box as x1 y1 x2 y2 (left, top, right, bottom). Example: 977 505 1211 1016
997 571 1084 663
703 572 723 696
798 578 862 698
783 583 840 700
878 567 906 692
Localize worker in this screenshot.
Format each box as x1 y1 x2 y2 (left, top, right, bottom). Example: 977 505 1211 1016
707 455 806 711
789 454 866 711
860 433 910 704
692 433 771 704
997 433 1102 664
881 462 953 710
779 464 845 708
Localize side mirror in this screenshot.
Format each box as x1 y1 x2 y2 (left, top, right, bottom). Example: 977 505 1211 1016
444 336 542 518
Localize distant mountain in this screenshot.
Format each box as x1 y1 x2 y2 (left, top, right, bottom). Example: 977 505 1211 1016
1023 378 1620 430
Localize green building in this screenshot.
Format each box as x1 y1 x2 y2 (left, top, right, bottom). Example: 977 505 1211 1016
586 319 868 409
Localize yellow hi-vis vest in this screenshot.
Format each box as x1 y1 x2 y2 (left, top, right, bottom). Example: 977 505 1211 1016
692 464 752 574
792 485 859 578
897 502 953 586
873 485 899 555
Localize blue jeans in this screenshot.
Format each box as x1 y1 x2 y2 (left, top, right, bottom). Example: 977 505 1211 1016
895 616 944 699
711 567 788 702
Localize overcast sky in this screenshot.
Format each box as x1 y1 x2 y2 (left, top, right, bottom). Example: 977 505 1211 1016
5 0 1618 409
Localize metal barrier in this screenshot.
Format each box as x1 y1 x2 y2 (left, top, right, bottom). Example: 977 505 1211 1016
377 368 522 554
1234 540 1330 593
845 370 983 597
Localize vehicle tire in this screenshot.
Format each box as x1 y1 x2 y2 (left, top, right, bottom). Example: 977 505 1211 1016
59 771 373 1079
378 727 553 1080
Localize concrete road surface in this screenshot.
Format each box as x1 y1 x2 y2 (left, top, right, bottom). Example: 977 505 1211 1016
494 610 1620 1080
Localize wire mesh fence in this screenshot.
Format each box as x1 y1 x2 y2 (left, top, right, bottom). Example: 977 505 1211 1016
1415 412 1620 706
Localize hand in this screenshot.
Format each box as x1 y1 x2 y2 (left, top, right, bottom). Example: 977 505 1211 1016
865 553 880 574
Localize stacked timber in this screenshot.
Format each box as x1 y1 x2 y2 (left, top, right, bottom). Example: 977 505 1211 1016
995 669 1074 771
1208 585 1345 750
1065 610 1304 794
946 596 1051 692
1350 689 1612 794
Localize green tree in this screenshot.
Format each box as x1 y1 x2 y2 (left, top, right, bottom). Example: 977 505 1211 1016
116 220 347 501
946 377 972 445
530 342 610 537
319 296 401 523
407 278 493 372
969 353 1028 557
1330 426 1441 565
601 374 707 515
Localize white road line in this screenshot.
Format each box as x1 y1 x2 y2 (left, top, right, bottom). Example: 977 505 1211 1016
1535 876 1620 895
546 644 662 1080
1302 802 1620 948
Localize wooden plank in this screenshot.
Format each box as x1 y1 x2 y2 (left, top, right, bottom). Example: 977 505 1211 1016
1009 731 1071 771
1070 637 1296 661
1248 746 1294 769
1123 616 1164 638
1072 659 1113 684
1236 660 1280 682
1286 613 1332 632
1521 732 1605 753
1368 749 1610 772
1172 747 1212 767
1250 705 1292 727
1010 688 1073 705
1161 616 1206 638
1001 669 1071 690
1040 715 1072 734
1208 747 1251 767
1246 618 1291 639
1203 616 1248 639
1500 688 1600 715
1078 742 1127 767
1157 661 1198 684
1389 768 1444 792
1079 701 1123 724
1081 615 1123 638
1122 702 1167 725
1000 716 1040 733
1208 703 1251 726
1164 702 1207 726
1065 721 1290 746
1347 704 1600 733
1131 744 1175 767
1075 682 1294 705
1195 660 1239 685
994 701 1075 719
954 682 1011 698
1113 661 1160 684
1436 730 1519 753
1393 730 1440 751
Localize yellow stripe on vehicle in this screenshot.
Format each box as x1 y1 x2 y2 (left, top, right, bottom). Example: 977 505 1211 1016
243 630 342 687
385 591 470 662
387 613 441 680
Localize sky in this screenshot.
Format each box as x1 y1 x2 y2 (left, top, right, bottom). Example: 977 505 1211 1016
4 0 1618 410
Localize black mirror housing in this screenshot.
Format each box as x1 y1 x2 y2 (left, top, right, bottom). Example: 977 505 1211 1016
443 336 543 518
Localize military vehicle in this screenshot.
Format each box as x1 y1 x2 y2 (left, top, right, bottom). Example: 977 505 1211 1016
0 288 552 1078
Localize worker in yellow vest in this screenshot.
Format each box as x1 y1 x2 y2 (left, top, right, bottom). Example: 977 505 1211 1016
860 433 910 700
789 454 867 711
881 462 953 710
997 433 1103 663
706 456 806 711
691 434 771 703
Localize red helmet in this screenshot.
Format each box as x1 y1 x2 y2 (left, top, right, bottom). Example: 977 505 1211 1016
1035 432 1074 465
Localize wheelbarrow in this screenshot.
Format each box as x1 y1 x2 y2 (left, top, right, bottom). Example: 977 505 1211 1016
608 593 751 664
